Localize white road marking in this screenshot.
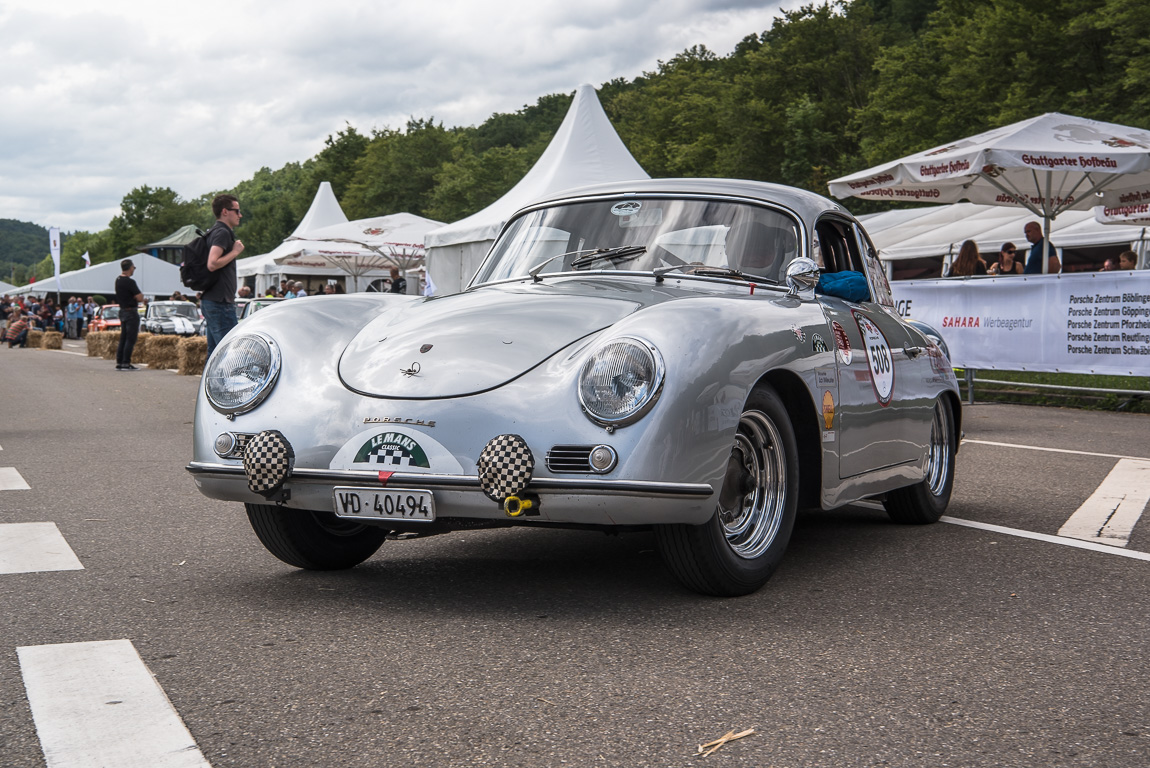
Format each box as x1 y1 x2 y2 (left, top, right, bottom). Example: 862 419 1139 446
961 439 1147 462
0 523 84 574
1057 459 1150 547
17 639 212 768
0 466 31 490
942 516 1150 562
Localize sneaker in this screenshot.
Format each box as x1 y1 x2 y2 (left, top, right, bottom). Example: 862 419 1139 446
123 364 139 370
115 364 124 369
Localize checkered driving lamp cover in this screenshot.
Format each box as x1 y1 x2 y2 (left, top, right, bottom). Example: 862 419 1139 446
477 434 535 502
243 429 295 498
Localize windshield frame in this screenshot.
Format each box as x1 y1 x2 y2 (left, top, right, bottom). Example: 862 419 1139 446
471 192 807 289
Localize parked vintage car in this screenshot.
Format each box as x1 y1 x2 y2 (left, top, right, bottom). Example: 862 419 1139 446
143 300 203 336
188 179 960 596
235 297 285 321
89 304 123 332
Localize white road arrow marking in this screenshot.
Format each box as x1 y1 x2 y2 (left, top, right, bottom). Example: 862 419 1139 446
0 466 31 490
18 640 211 768
1058 459 1150 547
0 523 84 574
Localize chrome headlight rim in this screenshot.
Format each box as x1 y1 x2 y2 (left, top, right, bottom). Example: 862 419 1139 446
204 332 282 416
578 335 665 428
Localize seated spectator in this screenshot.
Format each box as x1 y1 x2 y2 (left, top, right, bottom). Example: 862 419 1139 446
6 313 30 348
1101 258 1119 271
987 242 1023 275
1119 251 1138 271
944 240 987 277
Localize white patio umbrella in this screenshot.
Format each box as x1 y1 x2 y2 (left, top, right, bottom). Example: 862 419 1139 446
279 213 443 292
829 113 1150 273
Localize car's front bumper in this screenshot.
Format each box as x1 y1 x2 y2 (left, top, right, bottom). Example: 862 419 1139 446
186 461 715 526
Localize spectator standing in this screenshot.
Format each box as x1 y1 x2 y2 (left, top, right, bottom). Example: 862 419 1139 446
1023 221 1061 274
65 297 83 338
987 242 1023 275
200 194 245 357
1119 251 1138 271
1101 258 1119 271
294 281 308 297
84 297 97 332
944 240 987 277
388 267 407 294
115 259 145 370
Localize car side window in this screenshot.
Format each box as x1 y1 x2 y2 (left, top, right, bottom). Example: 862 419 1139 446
814 218 864 274
855 225 894 308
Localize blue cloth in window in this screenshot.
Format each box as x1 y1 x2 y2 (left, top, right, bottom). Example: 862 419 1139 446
816 271 870 302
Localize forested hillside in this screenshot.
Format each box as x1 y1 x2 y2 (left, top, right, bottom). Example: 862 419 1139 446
12 0 1150 285
0 219 50 285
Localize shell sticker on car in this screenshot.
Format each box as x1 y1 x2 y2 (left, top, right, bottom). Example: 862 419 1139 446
329 427 464 474
821 390 835 429
610 201 642 216
852 311 895 406
831 321 852 365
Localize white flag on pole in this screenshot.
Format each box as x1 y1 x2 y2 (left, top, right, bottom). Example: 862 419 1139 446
49 227 62 292
81 251 91 268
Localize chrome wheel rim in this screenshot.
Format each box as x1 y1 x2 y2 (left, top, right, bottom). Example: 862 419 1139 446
716 410 786 559
924 399 952 496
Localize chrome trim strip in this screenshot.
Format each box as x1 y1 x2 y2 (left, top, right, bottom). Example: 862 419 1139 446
186 461 712 497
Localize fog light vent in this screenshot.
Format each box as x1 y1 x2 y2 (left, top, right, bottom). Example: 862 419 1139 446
547 445 616 474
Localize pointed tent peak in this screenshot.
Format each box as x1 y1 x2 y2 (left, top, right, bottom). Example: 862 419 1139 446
292 181 349 237
425 83 649 248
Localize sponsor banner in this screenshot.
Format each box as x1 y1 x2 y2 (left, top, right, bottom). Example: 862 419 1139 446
891 272 1150 375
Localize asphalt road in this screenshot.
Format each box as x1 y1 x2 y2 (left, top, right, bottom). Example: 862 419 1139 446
2 342 1148 767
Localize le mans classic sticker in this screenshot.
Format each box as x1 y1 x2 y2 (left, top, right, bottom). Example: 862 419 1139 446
329 427 464 474
853 311 894 406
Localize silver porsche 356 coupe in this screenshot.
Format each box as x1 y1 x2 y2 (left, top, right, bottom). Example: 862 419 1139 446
188 179 960 596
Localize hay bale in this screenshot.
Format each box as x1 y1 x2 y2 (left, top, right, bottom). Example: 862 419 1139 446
146 335 180 370
101 332 120 360
86 331 104 356
40 331 63 350
134 332 152 358
177 336 208 375
27 329 43 349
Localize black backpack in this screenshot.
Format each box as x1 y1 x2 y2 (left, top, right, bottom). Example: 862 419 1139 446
180 227 218 291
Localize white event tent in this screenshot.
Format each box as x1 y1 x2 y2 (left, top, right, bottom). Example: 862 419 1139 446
4 256 184 300
860 202 1148 279
236 181 363 295
424 83 650 294
0 280 17 294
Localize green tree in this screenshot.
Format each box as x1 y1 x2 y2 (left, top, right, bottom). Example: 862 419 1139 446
107 186 201 258
343 118 458 218
426 145 532 222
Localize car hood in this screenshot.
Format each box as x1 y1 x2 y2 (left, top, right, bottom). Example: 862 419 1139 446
339 282 643 398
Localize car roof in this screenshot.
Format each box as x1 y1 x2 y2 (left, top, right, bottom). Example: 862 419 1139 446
526 177 855 228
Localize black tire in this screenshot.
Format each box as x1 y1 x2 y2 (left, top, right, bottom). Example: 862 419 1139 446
883 396 956 524
656 385 800 597
245 503 387 570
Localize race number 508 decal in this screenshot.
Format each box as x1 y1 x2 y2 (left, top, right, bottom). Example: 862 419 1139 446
853 311 895 406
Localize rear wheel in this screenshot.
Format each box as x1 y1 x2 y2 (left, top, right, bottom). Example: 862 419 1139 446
883 396 956 524
656 385 799 596
245 503 387 569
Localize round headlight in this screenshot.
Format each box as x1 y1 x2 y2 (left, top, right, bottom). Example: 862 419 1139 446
204 333 281 415
578 337 664 427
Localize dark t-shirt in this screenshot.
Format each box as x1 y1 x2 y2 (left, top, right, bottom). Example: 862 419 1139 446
115 275 142 310
201 221 237 303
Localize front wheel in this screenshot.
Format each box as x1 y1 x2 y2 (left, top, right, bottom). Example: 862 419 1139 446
656 385 800 596
245 503 387 569
883 396 956 524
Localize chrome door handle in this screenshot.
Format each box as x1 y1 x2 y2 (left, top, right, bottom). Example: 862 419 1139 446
903 346 924 359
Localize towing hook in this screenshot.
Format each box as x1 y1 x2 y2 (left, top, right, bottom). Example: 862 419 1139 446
503 494 539 517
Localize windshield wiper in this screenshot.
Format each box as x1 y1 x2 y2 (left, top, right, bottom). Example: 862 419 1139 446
570 245 647 269
653 264 778 285
527 245 647 282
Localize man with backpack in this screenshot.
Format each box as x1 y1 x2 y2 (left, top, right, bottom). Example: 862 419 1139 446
200 194 245 356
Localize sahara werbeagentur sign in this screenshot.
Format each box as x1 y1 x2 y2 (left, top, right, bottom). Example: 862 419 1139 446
891 272 1150 375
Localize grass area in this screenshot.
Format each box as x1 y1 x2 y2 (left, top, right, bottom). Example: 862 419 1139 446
956 369 1150 413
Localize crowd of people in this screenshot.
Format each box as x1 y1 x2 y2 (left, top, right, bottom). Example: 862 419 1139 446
944 219 1140 278
1 294 100 347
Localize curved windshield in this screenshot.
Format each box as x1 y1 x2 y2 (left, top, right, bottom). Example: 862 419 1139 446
474 198 802 286
102 306 120 320
154 304 199 319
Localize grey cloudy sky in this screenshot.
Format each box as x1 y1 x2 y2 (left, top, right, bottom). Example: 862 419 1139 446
1 0 796 233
